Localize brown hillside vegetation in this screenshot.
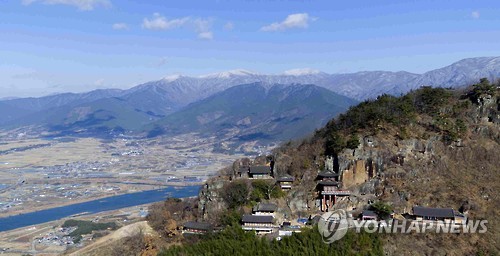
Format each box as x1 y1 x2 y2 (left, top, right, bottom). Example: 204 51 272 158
66 221 160 256
270 80 499 255
148 79 499 256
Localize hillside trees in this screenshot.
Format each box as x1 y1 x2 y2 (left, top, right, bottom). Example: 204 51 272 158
318 83 486 155
413 86 452 116
468 78 497 102
160 225 384 256
221 179 285 210
250 180 284 201
147 198 198 237
221 180 249 209
369 201 393 220
61 219 118 243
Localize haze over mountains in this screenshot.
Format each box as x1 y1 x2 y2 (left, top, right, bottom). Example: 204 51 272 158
1 57 499 142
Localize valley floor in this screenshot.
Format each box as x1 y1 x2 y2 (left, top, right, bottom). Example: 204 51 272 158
0 133 259 218
0 132 274 254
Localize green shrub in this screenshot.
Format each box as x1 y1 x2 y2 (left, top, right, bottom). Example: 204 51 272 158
62 219 118 243
370 201 393 220
221 181 249 209
346 134 360 149
219 209 242 227
413 86 452 116
468 78 496 103
250 180 283 201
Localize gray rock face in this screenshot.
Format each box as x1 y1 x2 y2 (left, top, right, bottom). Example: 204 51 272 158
471 93 499 140
395 137 440 156
198 179 228 221
358 179 380 195
339 139 385 175
287 190 310 213
476 94 499 124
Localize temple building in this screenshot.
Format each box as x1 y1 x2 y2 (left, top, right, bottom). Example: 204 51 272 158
249 165 272 179
241 215 275 234
317 170 350 212
182 221 213 234
276 174 294 190
412 206 463 223
252 203 278 216
361 210 378 220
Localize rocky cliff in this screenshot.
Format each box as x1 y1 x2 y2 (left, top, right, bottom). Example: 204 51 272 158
198 81 499 255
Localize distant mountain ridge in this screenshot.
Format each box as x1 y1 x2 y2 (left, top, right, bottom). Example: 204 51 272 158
0 89 125 125
123 56 500 103
148 83 357 141
0 57 499 141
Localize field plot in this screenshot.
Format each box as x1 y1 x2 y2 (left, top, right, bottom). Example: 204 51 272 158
0 138 111 168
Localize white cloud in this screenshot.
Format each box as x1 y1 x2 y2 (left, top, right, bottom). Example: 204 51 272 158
22 0 111 11
142 13 214 39
93 78 104 86
112 23 128 30
224 21 234 31
260 13 317 32
471 11 480 19
192 18 213 40
261 13 315 32
142 13 190 30
198 32 213 40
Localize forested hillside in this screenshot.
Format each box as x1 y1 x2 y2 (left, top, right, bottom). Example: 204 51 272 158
191 79 499 255
161 226 383 256
140 79 499 256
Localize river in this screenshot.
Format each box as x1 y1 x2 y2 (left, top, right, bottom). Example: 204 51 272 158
0 185 200 232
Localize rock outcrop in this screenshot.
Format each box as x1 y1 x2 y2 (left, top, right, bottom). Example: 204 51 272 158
198 179 228 221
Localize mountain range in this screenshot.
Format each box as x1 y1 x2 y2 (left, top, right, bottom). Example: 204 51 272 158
148 83 357 141
1 56 499 142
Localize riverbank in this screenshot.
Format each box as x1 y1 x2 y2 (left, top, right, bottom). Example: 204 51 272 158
0 185 200 232
0 182 204 219
0 202 156 256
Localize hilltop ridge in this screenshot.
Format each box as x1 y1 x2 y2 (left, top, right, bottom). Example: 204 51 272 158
70 79 499 256
191 79 499 255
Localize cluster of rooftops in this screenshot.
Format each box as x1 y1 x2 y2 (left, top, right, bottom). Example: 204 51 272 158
236 164 296 190
182 158 466 236
183 202 280 235
236 163 349 198
182 204 466 236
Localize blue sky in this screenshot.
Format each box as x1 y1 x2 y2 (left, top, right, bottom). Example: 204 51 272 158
1 0 499 97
